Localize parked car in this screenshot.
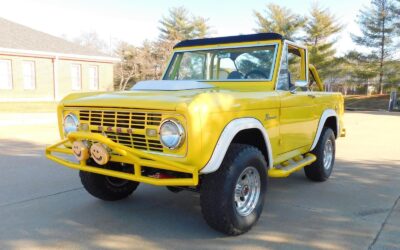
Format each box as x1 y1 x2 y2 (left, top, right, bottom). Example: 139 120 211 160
46 33 345 235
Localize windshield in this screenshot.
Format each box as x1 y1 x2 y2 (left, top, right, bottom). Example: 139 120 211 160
163 45 277 81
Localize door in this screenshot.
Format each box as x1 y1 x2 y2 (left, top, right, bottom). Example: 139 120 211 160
276 42 318 154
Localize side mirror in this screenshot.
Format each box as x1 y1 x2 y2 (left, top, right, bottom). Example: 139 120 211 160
294 80 308 87
290 80 308 94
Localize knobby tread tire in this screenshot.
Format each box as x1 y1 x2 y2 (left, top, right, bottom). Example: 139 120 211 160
200 143 267 235
304 127 336 182
79 164 139 201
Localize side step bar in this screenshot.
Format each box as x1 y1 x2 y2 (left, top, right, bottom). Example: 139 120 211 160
268 153 317 178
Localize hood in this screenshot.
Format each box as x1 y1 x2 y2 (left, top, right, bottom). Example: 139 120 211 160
132 80 214 91
61 81 217 111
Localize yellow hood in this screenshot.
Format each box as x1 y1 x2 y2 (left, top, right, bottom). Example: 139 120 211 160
61 89 215 111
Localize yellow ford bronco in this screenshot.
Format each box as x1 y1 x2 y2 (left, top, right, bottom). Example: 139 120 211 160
46 33 345 235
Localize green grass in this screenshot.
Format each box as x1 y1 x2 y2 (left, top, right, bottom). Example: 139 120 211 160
0 102 58 113
344 95 391 110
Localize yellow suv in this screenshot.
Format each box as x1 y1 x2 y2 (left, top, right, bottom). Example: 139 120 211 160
46 33 345 235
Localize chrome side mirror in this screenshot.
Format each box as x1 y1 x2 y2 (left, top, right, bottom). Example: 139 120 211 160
294 80 308 88
290 80 308 94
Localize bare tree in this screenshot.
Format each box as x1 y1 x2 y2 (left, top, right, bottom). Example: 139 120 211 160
114 41 163 90
114 42 139 90
73 31 109 54
113 7 213 90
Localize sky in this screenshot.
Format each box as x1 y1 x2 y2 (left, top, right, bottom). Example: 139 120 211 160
0 0 371 56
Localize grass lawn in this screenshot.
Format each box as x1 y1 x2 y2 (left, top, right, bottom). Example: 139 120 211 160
344 94 392 111
0 102 58 113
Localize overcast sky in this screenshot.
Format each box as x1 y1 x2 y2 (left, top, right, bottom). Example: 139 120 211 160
0 0 371 55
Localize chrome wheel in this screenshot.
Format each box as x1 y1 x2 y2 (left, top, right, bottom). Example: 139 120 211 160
234 166 261 216
323 139 333 170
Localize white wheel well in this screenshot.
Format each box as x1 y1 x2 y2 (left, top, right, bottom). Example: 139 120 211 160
200 118 273 174
310 109 339 151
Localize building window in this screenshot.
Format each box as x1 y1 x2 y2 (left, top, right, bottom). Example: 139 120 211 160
23 61 36 90
0 59 12 89
88 65 99 90
71 64 81 90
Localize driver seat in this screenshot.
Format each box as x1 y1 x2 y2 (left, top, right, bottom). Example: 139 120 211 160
227 71 243 79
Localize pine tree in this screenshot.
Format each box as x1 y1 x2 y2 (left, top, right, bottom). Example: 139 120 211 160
158 7 210 43
157 7 211 71
159 7 194 43
254 4 306 41
303 3 342 81
192 16 210 39
394 0 400 31
114 7 211 88
344 51 380 94
384 61 400 90
352 0 397 94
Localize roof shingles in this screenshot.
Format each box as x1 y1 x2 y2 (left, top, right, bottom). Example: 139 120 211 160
0 17 110 57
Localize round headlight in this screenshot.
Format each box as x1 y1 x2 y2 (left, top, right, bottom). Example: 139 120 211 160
63 113 79 135
159 119 185 150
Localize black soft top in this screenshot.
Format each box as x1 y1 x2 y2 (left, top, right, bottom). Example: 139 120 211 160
173 33 283 49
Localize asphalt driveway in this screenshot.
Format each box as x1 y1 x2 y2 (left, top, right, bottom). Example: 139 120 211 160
0 111 399 250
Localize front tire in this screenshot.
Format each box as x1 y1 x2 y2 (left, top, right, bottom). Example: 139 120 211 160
80 162 139 201
200 144 267 236
304 127 336 182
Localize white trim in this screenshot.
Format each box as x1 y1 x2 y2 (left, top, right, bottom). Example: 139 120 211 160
200 118 273 174
310 109 339 151
285 40 308 51
22 60 36 90
88 65 99 90
71 63 82 90
0 97 55 102
53 56 59 101
0 47 119 63
0 59 13 90
132 80 215 91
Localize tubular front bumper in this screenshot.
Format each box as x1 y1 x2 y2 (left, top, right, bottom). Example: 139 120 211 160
45 132 198 186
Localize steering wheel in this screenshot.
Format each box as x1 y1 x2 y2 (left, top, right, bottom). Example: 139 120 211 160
244 70 268 79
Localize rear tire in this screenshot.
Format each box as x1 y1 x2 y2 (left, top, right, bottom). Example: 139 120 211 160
200 144 267 236
304 127 336 182
80 162 139 201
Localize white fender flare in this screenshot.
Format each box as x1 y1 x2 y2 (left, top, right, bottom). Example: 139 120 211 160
310 109 339 151
200 118 273 174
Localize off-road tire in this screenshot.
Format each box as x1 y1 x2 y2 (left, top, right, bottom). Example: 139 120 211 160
304 127 336 182
166 186 183 193
200 143 267 236
80 163 139 201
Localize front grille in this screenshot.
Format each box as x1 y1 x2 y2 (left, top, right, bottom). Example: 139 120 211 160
79 109 163 152
79 110 162 129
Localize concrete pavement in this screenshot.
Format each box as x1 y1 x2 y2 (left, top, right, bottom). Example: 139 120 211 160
0 111 399 250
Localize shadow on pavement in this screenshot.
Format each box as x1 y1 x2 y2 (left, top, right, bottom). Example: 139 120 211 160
0 138 399 249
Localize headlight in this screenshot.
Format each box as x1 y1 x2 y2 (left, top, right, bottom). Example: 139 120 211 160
63 113 79 135
159 119 185 149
